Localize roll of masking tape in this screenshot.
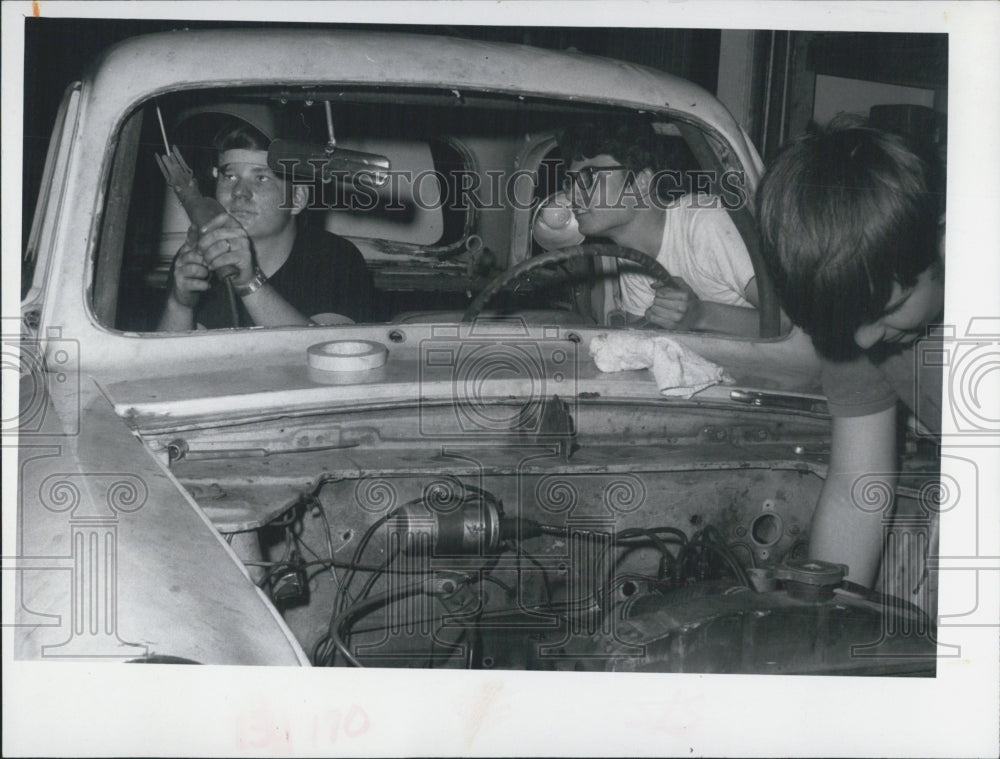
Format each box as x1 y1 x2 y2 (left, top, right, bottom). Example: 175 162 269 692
307 340 388 372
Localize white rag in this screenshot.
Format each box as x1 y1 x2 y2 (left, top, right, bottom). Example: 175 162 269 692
589 332 732 399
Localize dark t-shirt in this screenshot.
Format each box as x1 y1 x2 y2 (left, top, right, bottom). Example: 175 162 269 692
820 335 943 436
196 225 374 328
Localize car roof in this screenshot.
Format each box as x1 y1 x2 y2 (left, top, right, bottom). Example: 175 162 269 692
87 29 760 175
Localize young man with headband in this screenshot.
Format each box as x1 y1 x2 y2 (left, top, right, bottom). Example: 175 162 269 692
158 118 373 331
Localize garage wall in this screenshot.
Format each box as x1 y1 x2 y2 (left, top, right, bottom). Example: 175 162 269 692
812 73 936 125
716 30 948 162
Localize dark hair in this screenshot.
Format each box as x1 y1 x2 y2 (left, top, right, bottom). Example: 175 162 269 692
560 115 668 174
213 120 271 154
210 118 310 214
756 116 941 361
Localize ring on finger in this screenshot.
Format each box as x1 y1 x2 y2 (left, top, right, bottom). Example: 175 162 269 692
226 239 232 252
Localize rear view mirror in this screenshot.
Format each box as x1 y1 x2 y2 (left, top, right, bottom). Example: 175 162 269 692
268 139 390 186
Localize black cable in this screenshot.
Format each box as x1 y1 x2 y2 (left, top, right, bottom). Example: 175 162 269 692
593 529 685 601
244 557 456 575
544 524 687 546
346 537 495 658
616 527 679 580
328 579 444 668
611 544 671 586
291 531 325 566
255 523 298 593
336 504 406 617
268 507 300 529
330 481 503 660
480 573 516 597
427 586 487 670
254 478 347 604
700 525 751 587
681 526 752 588
321 493 436 665
634 526 689 545
258 523 701 600
308 562 515 664
306 473 345 495
318 509 400 665
314 636 339 666
466 592 487 670
355 547 399 605
537 522 567 536
311 484 754 666
338 596 583 640
291 527 348 600
298 482 759 666
307 496 343 592
516 522 688 605
256 561 294 591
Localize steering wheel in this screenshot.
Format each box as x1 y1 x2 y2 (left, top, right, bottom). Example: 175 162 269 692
462 243 674 324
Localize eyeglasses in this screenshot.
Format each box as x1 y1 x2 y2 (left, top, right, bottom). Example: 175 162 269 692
562 165 629 193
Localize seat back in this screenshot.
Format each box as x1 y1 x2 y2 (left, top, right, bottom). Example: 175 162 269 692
323 138 443 246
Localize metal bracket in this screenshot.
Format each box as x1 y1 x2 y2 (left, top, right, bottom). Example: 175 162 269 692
521 394 578 461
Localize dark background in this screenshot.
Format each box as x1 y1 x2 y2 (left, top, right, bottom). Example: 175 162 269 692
21 18 946 266
22 17 722 254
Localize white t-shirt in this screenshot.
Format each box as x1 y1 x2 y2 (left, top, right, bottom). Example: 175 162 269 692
618 194 755 316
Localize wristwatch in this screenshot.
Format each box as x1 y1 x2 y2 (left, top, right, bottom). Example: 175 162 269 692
233 266 268 297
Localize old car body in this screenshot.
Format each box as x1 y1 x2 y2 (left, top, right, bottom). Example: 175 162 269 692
13 29 939 671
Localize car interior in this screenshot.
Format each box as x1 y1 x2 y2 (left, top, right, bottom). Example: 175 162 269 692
100 86 780 334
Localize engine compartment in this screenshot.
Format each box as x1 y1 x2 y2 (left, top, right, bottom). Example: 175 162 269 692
153 400 938 674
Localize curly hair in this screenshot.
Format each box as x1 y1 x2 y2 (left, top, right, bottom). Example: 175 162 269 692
560 115 669 173
756 116 941 361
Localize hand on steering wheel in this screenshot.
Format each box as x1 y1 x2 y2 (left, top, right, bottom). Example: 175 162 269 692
644 276 702 331
462 243 674 324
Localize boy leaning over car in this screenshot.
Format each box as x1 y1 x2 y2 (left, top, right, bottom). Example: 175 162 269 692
757 116 945 588
556 116 765 336
157 117 373 331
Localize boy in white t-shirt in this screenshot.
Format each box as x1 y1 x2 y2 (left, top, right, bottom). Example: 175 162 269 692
557 117 763 336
